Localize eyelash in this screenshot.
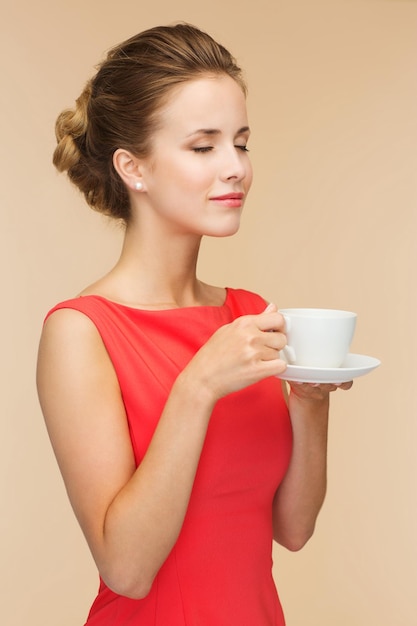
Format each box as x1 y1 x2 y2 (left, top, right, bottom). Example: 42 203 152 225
193 145 249 153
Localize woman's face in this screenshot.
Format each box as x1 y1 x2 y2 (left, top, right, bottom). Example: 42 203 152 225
138 74 253 238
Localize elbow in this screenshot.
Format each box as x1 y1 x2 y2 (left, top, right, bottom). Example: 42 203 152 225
100 567 155 600
274 524 315 552
281 533 312 552
117 582 153 601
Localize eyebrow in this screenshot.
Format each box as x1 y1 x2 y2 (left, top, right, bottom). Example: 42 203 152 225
187 126 250 137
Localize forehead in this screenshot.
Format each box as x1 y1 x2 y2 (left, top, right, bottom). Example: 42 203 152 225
156 74 248 134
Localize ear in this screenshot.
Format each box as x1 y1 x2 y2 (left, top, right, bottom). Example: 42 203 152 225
113 148 145 191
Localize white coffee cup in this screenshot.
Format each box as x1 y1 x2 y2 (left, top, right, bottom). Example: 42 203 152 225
279 308 357 368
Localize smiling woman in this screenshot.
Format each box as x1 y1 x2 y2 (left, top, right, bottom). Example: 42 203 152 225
36 22 352 626
111 74 252 239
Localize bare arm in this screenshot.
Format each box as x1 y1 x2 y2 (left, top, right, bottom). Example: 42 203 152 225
36 306 287 599
272 381 352 551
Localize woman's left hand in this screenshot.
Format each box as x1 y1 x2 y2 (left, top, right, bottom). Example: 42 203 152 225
288 380 353 402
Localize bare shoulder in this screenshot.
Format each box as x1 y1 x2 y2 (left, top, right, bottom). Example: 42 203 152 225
37 306 121 418
37 307 109 386
40 305 99 342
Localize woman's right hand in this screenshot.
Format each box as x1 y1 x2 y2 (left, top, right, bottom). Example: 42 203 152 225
180 303 288 402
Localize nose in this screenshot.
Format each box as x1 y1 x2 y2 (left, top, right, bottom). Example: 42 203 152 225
220 146 251 183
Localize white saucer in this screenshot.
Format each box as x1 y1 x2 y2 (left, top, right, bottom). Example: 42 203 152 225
277 353 381 384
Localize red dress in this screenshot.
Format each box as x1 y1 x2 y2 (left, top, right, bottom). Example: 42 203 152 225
46 288 293 625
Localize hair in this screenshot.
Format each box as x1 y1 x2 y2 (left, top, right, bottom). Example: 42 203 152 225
53 23 246 222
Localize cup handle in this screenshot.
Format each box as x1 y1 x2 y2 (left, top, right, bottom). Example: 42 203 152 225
280 314 296 364
282 344 296 364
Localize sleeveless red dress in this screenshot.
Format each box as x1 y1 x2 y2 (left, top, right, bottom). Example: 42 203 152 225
46 288 293 625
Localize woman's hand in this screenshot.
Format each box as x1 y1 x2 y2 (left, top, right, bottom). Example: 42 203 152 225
180 303 288 403
288 380 353 402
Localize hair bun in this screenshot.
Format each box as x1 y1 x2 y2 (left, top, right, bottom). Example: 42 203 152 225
53 81 92 172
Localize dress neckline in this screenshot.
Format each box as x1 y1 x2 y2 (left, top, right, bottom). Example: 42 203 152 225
77 287 231 313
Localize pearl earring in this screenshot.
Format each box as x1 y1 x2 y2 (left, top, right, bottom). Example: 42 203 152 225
134 181 143 191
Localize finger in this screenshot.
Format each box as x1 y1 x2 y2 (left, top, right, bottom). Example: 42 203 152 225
305 381 353 393
260 345 285 361
289 379 353 400
311 383 342 392
288 382 330 400
263 330 287 352
257 311 286 333
336 381 353 390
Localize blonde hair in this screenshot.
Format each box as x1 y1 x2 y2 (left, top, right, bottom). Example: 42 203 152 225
53 23 246 222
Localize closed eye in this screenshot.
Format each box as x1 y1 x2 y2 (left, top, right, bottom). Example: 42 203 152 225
192 145 249 153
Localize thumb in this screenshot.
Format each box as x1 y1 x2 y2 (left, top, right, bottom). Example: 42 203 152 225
263 302 278 313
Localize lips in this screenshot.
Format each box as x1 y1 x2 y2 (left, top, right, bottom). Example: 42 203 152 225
210 192 244 207
210 193 244 201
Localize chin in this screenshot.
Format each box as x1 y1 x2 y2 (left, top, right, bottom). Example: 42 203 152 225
207 227 240 238
205 217 242 238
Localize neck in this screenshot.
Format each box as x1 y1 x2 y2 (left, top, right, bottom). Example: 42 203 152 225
105 223 205 308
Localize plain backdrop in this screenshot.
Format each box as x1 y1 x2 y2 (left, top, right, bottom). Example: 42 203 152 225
2 1 416 624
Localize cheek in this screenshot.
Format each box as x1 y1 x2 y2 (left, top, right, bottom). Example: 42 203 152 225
179 165 214 192
165 159 212 188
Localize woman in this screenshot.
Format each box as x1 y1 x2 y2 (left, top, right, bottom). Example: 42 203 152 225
37 23 352 625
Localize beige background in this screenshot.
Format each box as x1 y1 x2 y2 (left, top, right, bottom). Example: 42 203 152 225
2 0 416 624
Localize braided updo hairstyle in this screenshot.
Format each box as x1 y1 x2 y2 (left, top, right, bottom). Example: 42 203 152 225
53 23 246 223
